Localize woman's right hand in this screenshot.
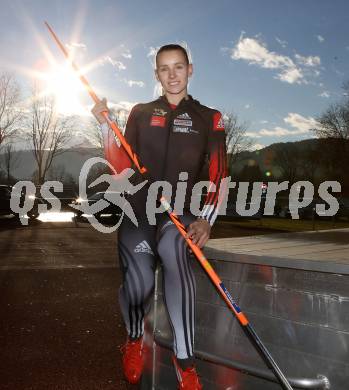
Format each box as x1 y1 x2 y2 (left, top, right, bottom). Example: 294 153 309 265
91 97 109 124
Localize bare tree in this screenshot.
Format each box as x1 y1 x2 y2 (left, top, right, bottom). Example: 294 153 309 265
112 107 129 130
313 102 349 140
298 142 320 184
86 163 110 194
86 118 104 153
85 106 130 155
223 111 253 168
312 79 349 141
343 80 349 101
311 81 349 191
1 143 19 183
26 90 73 185
46 164 67 182
0 73 22 148
273 143 302 184
46 164 77 194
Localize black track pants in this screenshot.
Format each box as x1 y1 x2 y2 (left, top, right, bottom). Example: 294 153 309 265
118 213 196 360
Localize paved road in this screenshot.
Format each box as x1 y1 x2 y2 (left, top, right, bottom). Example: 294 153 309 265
0 219 136 390
0 217 277 389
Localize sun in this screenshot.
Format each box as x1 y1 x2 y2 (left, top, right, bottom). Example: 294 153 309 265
42 63 88 116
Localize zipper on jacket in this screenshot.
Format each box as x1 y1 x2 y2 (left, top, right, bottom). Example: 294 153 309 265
161 107 175 181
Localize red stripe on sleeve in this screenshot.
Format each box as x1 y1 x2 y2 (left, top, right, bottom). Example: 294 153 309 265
103 129 132 174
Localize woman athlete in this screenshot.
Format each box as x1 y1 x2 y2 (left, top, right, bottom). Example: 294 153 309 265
92 44 227 389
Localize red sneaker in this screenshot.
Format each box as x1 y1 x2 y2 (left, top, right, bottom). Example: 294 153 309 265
121 337 144 384
172 356 203 389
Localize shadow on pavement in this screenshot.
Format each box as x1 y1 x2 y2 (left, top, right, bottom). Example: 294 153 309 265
0 216 43 231
0 268 136 390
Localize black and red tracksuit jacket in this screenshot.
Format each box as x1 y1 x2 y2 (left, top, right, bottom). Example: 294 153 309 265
102 95 227 225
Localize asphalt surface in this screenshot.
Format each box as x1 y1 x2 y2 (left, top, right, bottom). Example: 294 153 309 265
0 218 136 390
0 216 276 390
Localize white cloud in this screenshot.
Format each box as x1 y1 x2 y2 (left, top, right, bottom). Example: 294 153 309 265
295 54 321 67
100 56 126 70
126 79 145 88
275 37 287 48
231 36 294 69
283 113 317 133
245 104 250 109
276 67 305 84
253 113 318 139
260 127 293 136
231 35 304 84
230 34 323 85
115 61 127 70
294 54 321 80
255 113 318 138
121 50 132 59
251 143 265 151
109 59 126 71
260 120 268 124
319 91 330 98
246 132 262 138
109 101 136 112
147 46 158 58
119 44 132 59
317 35 325 43
147 46 159 68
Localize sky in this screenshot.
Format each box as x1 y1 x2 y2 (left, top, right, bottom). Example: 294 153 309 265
0 0 348 150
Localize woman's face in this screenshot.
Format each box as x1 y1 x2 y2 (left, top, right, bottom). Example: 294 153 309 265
155 49 193 99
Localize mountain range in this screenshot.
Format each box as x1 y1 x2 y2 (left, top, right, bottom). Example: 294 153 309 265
0 137 339 184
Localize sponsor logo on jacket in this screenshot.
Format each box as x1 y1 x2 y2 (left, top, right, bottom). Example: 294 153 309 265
153 108 167 117
177 112 191 119
150 108 168 127
174 119 192 127
151 116 166 127
172 113 198 134
213 112 225 131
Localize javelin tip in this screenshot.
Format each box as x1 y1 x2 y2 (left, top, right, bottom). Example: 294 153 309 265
44 21 55 36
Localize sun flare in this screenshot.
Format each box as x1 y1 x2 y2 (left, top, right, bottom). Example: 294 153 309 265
42 63 87 116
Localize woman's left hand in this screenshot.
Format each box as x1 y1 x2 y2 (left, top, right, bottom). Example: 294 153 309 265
186 218 211 248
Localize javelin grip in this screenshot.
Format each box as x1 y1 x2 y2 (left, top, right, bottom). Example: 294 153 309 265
103 113 147 174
